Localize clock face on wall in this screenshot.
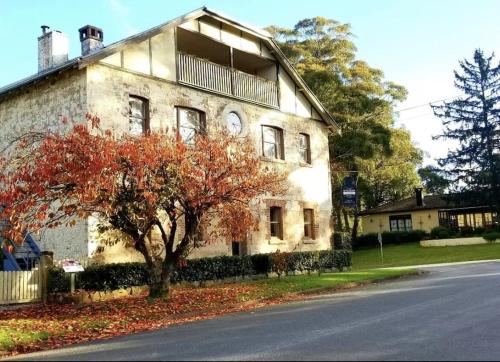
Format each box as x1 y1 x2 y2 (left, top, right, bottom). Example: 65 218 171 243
226 112 242 135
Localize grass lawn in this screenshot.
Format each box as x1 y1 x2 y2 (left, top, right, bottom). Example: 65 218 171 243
352 242 500 270
0 269 414 356
244 269 417 299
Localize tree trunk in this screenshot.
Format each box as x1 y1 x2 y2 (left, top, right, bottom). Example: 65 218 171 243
334 205 343 231
148 260 175 299
342 208 351 231
147 261 171 299
351 213 360 241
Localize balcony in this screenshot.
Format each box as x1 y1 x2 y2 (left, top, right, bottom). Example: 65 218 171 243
177 52 279 108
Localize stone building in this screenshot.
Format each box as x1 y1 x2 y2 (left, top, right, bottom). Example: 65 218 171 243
0 7 337 263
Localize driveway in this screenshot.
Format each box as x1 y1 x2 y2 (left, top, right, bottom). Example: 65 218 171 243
9 262 500 361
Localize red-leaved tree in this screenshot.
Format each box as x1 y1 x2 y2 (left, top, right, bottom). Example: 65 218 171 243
0 115 287 298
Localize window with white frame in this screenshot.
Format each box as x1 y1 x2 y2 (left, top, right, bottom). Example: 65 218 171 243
176 107 205 144
303 208 315 239
389 215 412 232
262 126 284 160
299 133 311 164
270 206 283 239
128 96 149 135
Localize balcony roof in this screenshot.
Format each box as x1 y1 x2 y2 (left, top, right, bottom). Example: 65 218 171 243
0 7 337 129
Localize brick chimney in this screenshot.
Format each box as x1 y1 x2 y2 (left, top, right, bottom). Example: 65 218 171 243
415 188 424 207
79 25 103 56
38 26 69 72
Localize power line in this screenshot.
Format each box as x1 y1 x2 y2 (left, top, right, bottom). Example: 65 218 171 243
395 95 461 113
397 112 436 122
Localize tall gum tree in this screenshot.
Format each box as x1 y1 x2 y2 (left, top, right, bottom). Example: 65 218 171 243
268 18 422 238
0 115 288 298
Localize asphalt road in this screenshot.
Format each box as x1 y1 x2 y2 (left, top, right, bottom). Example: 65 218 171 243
10 262 500 361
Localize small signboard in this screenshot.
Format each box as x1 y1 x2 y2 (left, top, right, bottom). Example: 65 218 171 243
62 260 84 273
342 176 357 208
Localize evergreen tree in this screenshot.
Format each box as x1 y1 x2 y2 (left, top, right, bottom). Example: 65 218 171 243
418 166 450 195
432 49 500 221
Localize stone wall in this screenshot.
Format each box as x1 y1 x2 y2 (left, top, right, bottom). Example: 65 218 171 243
0 62 334 263
0 69 89 262
86 63 333 261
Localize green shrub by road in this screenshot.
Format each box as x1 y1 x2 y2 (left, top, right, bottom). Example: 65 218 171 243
352 242 500 270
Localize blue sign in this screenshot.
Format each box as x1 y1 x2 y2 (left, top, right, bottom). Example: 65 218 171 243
342 176 357 208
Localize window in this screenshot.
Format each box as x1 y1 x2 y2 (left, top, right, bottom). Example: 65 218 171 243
128 96 149 135
231 241 240 256
226 112 243 135
270 206 283 239
485 212 494 226
262 126 284 160
299 133 311 164
304 209 315 239
176 107 205 144
389 215 412 232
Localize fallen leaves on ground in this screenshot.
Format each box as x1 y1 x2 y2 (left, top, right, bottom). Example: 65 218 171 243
0 283 298 356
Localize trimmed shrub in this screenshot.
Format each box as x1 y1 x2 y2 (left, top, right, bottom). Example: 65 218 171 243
353 230 429 249
483 231 500 242
171 255 254 283
250 253 271 274
47 266 71 293
47 250 353 293
320 250 351 271
269 250 290 277
430 226 453 240
332 232 352 250
77 263 149 291
460 226 475 237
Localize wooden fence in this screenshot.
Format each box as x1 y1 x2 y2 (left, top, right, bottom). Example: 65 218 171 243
0 269 42 304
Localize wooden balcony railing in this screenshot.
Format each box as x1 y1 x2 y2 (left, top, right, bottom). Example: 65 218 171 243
177 52 279 108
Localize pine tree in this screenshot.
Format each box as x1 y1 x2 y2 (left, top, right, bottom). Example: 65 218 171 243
432 49 500 221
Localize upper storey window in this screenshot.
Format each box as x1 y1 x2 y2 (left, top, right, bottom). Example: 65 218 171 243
299 133 311 164
176 107 205 145
128 96 149 135
262 126 284 160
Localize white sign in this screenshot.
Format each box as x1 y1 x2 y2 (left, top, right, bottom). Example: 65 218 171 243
62 260 84 273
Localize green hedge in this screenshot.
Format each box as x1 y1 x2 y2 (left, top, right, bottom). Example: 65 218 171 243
354 230 428 249
483 231 500 242
332 232 352 250
430 226 454 239
170 255 254 283
47 250 352 293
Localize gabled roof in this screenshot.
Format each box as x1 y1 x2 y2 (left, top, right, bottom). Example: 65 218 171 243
0 7 337 128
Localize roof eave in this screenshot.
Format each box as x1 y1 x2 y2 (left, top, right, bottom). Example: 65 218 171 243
0 7 339 130
0 59 80 100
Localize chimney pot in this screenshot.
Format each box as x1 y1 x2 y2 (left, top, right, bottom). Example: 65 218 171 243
415 188 424 207
41 25 50 35
79 25 104 56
